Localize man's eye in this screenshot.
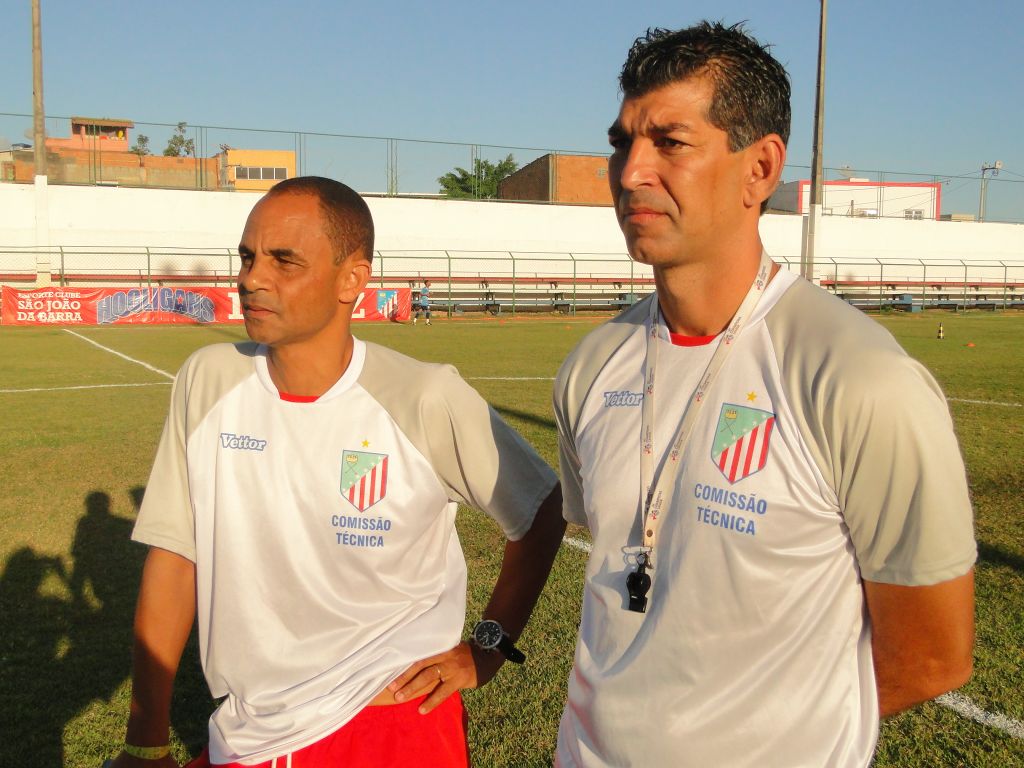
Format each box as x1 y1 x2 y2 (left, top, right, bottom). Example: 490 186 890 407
655 137 685 149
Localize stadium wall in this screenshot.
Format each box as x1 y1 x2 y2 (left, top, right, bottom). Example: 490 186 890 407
1 184 1022 281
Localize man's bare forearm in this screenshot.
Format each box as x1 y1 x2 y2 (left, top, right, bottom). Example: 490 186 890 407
482 485 566 642
865 570 975 718
124 547 197 745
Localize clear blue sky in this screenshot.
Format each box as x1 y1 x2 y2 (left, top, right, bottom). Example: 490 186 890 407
2 0 1022 221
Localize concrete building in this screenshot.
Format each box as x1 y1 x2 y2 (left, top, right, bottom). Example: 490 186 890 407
499 154 611 205
216 148 297 192
0 116 293 192
768 178 941 220
45 116 134 153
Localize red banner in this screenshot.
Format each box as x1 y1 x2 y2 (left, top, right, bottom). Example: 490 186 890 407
1 286 411 326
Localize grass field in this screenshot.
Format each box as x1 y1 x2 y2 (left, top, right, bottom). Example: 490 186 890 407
0 311 1021 767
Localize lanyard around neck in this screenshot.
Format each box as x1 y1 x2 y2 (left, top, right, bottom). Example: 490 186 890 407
638 251 773 563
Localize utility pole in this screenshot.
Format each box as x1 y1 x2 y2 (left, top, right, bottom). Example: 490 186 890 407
800 0 827 282
32 0 46 176
978 161 1002 223
31 0 51 286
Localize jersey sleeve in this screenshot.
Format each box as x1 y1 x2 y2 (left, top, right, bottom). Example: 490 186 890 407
132 357 197 561
768 282 976 587
830 354 976 585
421 365 557 541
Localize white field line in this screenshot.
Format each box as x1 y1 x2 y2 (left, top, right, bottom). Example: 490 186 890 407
948 397 1021 408
936 692 1024 740
556 538 1021 739
63 329 174 380
561 536 592 553
0 382 171 394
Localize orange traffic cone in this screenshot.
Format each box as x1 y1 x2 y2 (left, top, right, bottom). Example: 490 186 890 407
937 323 944 340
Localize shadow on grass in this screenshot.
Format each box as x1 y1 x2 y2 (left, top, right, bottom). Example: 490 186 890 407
0 488 209 765
493 405 556 432
977 541 1024 576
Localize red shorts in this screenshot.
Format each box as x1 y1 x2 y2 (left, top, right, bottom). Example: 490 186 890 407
185 693 469 768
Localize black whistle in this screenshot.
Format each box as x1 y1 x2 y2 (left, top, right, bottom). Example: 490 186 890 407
626 556 651 613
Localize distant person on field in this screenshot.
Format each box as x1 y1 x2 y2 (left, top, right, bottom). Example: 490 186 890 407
109 176 564 768
414 279 432 325
552 22 976 767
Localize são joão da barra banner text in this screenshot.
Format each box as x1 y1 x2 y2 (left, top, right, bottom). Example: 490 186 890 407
1 286 412 325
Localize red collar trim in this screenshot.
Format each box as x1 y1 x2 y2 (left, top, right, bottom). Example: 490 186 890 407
669 331 718 347
279 391 320 403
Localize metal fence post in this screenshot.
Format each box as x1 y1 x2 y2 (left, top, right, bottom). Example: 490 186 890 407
571 253 577 315
962 261 968 312
445 251 452 318
511 253 517 316
58 246 65 286
146 247 152 289
877 259 884 311
1002 261 1008 310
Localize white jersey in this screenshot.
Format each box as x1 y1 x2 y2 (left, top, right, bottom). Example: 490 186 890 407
133 338 557 764
553 269 975 768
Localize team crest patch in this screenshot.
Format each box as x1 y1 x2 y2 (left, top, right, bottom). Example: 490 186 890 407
711 403 776 484
341 450 389 511
377 290 399 320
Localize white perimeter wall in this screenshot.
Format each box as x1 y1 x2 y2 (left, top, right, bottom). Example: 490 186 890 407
1 184 1022 281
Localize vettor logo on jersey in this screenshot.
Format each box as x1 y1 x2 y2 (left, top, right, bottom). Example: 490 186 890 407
711 403 776 484
341 450 389 511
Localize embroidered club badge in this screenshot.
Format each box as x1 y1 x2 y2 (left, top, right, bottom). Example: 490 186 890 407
711 403 776 484
377 290 399 320
341 450 389 511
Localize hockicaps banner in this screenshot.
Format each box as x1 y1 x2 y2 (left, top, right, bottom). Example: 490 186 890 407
1 286 411 326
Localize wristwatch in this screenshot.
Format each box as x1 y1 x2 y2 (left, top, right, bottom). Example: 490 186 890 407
471 619 526 664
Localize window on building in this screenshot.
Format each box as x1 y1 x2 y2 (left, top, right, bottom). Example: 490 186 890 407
904 209 924 220
235 166 288 181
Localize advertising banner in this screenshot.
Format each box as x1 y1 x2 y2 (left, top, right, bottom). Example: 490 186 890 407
1 286 411 326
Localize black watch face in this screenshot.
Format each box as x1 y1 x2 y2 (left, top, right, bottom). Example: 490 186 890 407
475 620 503 649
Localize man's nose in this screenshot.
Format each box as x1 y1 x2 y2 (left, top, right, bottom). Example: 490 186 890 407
238 256 266 294
614 140 658 192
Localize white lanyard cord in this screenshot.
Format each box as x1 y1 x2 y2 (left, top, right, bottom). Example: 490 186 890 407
638 251 773 563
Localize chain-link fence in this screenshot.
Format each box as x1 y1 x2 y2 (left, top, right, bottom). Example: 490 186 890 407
2 112 1022 221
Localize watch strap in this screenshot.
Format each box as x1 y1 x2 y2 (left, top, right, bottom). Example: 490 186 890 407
497 634 526 664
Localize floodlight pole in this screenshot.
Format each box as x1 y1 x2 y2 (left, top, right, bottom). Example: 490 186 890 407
31 0 51 286
801 0 827 282
978 161 1001 223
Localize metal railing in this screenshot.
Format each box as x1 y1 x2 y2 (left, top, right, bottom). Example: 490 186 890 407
4 248 1023 315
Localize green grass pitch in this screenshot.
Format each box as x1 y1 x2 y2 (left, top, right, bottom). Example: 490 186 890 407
0 312 1021 767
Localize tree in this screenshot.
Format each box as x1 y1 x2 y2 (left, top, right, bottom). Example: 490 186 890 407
438 153 517 199
130 135 150 156
163 122 195 157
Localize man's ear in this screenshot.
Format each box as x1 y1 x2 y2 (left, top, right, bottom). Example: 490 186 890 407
742 134 786 211
338 253 373 305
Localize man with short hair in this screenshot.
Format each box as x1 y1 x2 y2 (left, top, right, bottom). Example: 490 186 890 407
553 23 975 767
110 176 564 767
414 279 432 325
